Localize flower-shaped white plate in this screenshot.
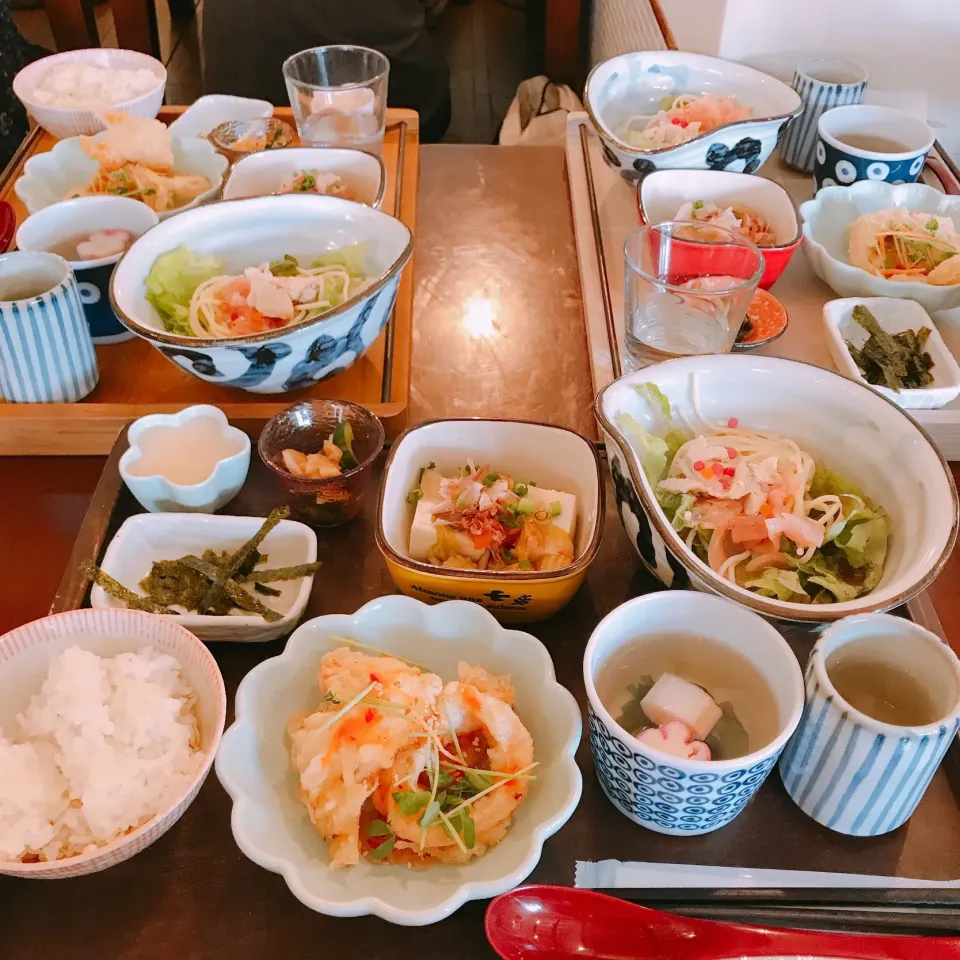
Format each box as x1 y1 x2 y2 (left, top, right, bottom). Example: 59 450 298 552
800 181 960 313
15 132 227 221
215 595 582 925
119 404 251 513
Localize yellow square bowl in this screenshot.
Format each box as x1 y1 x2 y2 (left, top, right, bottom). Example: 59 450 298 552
376 418 604 623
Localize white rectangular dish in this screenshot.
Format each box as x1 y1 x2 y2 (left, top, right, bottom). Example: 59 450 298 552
823 297 960 410
90 513 318 642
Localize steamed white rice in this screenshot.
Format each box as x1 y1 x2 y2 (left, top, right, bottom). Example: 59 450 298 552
0 645 204 863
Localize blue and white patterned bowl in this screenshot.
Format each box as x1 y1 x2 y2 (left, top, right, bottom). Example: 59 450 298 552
584 592 804 836
814 104 933 194
17 195 159 344
584 51 802 184
110 194 412 394
595 355 958 624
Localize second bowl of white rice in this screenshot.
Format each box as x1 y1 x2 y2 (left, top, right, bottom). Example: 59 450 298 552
0 607 226 878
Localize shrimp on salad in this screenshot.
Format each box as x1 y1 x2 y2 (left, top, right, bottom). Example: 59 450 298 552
288 648 537 868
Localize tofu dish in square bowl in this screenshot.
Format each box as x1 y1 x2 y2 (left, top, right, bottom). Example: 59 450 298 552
376 419 605 623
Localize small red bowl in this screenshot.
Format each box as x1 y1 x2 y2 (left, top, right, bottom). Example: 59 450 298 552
637 169 801 290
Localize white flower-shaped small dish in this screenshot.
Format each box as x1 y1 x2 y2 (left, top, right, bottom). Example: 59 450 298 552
800 181 960 313
120 405 250 514
15 132 227 221
90 513 318 643
215 595 583 925
823 297 960 410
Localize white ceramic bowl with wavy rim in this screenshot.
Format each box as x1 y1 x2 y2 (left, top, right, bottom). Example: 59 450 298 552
596 354 958 624
119 404 251 513
584 591 804 836
15 133 227 222
222 147 386 208
13 48 166 140
0 607 226 878
585 51 802 184
110 193 412 394
215 595 582 925
800 181 960 313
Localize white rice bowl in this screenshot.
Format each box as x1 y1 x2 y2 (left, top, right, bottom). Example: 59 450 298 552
0 608 226 878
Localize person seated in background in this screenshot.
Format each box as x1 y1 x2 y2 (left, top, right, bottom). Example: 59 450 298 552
201 0 452 143
0 0 46 170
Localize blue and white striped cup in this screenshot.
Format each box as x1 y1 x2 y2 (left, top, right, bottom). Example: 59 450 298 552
780 58 868 173
0 252 99 403
780 614 960 837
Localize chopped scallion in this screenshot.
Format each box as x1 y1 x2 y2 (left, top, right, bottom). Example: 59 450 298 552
549 500 562 517
482 472 500 487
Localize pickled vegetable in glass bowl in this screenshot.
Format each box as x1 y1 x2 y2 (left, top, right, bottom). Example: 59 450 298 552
259 399 384 526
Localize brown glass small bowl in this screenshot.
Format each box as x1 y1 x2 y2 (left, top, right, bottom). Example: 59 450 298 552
208 118 295 163
259 399 385 527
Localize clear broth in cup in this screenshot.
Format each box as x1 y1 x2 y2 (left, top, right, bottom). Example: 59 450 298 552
827 636 941 726
595 632 781 760
835 133 910 154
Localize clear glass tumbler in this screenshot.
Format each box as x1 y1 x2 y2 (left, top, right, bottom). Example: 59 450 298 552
282 45 390 155
623 221 764 369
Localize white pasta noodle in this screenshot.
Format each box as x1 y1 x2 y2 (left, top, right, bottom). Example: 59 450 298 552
186 263 363 339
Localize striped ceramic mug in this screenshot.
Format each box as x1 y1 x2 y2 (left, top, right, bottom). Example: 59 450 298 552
780 58 868 173
779 614 960 837
0 251 98 403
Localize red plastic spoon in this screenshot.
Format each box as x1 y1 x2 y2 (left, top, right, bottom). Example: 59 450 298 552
0 201 14 254
485 886 960 960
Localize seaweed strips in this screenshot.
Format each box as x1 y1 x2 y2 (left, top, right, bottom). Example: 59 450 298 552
83 507 322 621
847 304 935 392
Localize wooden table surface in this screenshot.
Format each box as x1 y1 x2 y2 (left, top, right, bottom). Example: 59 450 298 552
0 145 959 952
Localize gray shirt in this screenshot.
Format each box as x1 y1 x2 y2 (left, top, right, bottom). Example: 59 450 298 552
201 0 450 123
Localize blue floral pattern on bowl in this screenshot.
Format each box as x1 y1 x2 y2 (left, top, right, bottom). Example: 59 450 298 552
588 706 780 835
153 283 396 394
585 51 802 184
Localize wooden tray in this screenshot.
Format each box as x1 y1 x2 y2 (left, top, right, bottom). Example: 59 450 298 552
0 106 419 455
565 113 960 461
20 423 959 953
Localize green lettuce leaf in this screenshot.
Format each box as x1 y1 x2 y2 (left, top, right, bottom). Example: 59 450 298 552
744 567 808 602
312 242 368 277
615 412 670 485
616 384 692 487
834 516 889 590
809 465 870 502
659 491 697 531
796 551 865 602
145 245 223 336
634 383 671 420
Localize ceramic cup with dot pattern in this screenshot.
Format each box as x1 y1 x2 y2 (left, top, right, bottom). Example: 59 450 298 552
814 104 933 194
584 591 804 836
